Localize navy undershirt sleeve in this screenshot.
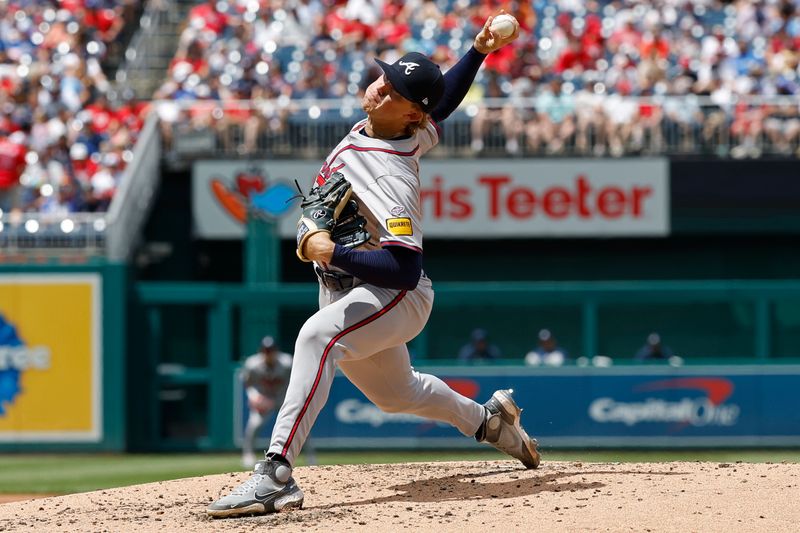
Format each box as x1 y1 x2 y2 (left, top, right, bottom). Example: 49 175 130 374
330 244 422 290
430 46 487 123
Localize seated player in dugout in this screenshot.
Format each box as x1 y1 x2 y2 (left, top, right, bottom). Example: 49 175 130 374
208 12 541 518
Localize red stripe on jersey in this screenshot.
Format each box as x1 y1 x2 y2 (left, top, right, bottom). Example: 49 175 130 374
281 290 408 456
381 241 423 253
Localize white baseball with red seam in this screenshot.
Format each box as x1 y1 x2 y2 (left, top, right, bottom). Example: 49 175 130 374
489 14 518 39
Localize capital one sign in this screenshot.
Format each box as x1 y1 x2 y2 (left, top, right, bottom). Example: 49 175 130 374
419 159 669 237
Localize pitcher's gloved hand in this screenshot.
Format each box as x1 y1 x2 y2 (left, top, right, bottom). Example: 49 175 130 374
330 200 371 250
296 172 353 262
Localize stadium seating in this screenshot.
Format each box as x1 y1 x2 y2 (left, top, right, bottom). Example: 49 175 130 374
157 0 800 157
0 0 144 217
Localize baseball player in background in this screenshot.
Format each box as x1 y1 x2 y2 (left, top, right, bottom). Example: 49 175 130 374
208 12 540 518
241 336 316 468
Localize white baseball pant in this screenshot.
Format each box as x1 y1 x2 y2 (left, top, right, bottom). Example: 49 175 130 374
268 276 486 464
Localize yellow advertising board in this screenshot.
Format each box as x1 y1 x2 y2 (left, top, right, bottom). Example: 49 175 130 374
0 274 101 442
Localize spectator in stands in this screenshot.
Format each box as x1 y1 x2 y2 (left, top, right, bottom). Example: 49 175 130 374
635 332 674 362
0 127 27 213
524 329 569 367
533 77 576 154
470 71 513 153
730 87 766 159
187 0 229 39
603 83 638 157
764 101 800 155
458 328 502 364
573 80 607 155
503 64 541 154
631 85 664 154
662 82 704 153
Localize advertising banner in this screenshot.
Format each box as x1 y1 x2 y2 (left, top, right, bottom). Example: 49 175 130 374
0 275 102 442
233 366 799 448
194 159 669 239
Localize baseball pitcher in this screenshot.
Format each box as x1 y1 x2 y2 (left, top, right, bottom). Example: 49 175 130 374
209 12 539 518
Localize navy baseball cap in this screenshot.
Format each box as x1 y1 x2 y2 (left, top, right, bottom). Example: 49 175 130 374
374 52 445 113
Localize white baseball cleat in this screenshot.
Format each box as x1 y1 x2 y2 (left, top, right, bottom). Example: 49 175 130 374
478 389 541 469
207 459 304 518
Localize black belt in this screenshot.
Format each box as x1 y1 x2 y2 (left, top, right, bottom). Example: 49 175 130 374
315 267 355 291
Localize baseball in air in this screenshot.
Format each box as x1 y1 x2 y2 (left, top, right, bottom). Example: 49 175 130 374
489 14 518 39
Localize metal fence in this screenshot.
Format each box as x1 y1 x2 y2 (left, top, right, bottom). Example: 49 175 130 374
0 211 107 258
158 95 800 161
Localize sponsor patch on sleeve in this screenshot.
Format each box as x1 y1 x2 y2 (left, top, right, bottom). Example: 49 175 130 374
386 217 413 236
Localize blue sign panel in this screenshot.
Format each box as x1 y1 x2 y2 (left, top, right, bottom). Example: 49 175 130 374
300 366 800 448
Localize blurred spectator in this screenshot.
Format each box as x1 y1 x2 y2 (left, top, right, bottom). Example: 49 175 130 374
0 129 28 212
458 328 502 364
763 101 800 155
524 329 569 367
573 80 607 155
635 332 676 362
470 71 516 153
532 77 576 154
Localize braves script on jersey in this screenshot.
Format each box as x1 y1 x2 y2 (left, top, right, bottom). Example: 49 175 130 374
314 119 441 259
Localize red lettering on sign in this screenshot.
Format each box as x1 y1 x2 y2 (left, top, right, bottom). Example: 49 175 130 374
449 188 472 219
543 187 571 219
421 175 445 218
418 173 655 223
632 186 652 217
576 175 592 218
507 188 535 218
478 175 511 218
597 187 625 218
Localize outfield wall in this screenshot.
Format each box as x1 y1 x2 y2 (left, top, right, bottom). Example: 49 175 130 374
238 365 800 450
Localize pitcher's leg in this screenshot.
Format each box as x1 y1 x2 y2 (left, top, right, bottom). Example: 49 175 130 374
338 345 485 436
267 315 340 465
269 286 413 464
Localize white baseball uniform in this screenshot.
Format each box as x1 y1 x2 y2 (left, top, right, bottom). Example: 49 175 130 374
267 119 486 464
242 351 292 462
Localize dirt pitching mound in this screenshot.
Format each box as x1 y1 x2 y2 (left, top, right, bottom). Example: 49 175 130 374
1 460 798 532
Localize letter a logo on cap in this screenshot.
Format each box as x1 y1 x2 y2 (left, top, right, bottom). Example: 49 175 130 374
398 61 419 75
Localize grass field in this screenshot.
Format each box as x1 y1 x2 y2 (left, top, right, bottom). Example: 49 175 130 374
1 449 799 495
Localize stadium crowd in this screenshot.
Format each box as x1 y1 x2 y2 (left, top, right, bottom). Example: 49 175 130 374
0 0 145 216
157 0 800 156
